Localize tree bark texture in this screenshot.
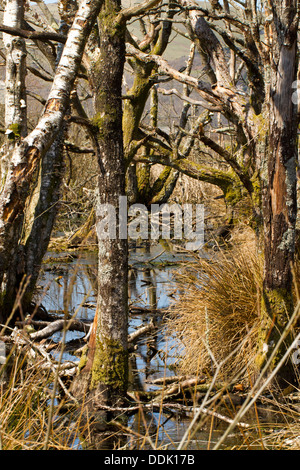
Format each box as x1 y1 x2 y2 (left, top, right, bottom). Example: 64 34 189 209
258 8 299 384
2 0 27 136
22 128 66 308
74 0 128 405
0 0 104 323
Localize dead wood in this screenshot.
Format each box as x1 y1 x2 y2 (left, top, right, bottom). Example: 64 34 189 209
128 321 156 344
96 401 250 429
156 376 207 399
27 319 90 340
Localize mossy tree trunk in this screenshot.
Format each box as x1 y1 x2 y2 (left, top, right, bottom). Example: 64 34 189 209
123 0 180 206
73 0 128 407
165 0 298 385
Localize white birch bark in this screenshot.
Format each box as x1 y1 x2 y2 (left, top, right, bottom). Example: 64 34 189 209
0 0 104 320
2 0 27 134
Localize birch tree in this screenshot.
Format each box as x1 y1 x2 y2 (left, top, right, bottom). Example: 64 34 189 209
0 0 104 323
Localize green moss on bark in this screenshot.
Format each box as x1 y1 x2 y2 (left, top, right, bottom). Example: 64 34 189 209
8 123 21 139
223 183 243 206
250 171 261 208
78 345 89 372
90 336 128 393
256 287 295 385
92 106 119 138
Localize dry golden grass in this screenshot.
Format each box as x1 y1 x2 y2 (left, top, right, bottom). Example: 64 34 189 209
0 345 82 450
167 226 263 382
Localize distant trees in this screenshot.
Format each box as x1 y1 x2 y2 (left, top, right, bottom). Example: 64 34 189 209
122 1 243 211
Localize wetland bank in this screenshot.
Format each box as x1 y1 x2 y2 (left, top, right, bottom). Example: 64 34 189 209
1 0 300 452
4 231 296 450
1 218 300 449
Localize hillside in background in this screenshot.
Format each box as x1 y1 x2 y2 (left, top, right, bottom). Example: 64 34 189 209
36 2 203 120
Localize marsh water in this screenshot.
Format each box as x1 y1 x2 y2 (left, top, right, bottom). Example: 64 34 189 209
37 244 270 450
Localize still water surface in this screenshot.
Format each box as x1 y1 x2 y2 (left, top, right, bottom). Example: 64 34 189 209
37 245 257 450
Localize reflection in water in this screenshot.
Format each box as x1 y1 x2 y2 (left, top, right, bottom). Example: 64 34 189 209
38 245 185 448
37 245 247 450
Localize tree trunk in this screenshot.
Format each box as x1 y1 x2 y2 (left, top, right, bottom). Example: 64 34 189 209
0 0 104 324
22 129 65 309
257 17 298 386
0 0 27 323
22 21 67 311
3 0 27 138
73 0 128 408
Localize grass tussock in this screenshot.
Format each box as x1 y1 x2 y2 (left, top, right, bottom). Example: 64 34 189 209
167 226 263 382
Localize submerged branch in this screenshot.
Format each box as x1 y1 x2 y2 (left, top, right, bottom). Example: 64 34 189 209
128 320 156 344
101 402 250 429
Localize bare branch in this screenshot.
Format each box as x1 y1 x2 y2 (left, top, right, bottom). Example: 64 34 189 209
199 133 253 194
26 90 47 105
30 0 59 30
133 152 239 192
126 43 217 104
157 86 222 111
118 0 162 21
64 141 95 155
0 24 67 43
27 65 53 82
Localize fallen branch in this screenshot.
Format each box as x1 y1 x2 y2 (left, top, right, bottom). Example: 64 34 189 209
1 326 78 403
28 319 90 341
145 375 199 385
96 401 250 429
129 305 166 314
40 360 78 377
169 403 250 429
128 321 156 344
157 376 207 398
